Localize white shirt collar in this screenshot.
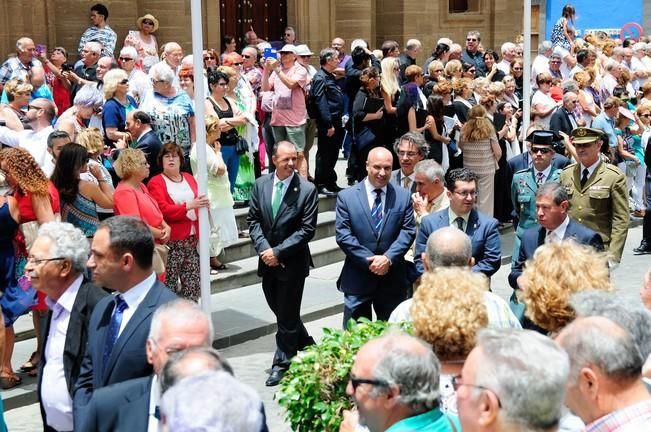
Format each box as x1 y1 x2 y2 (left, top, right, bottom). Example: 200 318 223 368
364 178 387 195
273 172 294 188
580 159 601 180
535 164 553 180
548 216 570 241
399 170 415 182
45 274 84 314
121 272 156 310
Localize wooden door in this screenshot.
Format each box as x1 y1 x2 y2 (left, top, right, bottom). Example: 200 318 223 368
219 0 287 49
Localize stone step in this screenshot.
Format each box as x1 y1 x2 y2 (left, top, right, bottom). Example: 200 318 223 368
221 211 337 264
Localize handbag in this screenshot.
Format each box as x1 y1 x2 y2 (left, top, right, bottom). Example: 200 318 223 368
235 136 249 155
152 244 169 276
354 126 376 151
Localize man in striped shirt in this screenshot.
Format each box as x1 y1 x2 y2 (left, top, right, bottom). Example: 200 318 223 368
77 4 117 58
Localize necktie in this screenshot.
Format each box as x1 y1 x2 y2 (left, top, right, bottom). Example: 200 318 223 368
103 295 128 373
454 216 464 232
371 189 383 230
546 230 556 244
402 177 411 190
51 303 65 320
580 168 589 188
272 181 284 218
536 172 545 185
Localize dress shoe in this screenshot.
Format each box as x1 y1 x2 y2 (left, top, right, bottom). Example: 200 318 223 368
318 186 338 197
265 368 286 387
633 241 651 254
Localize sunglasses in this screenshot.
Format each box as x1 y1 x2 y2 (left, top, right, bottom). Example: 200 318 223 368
142 20 154 25
27 104 44 111
242 54 251 58
119 57 133 62
233 62 243 66
203 56 215 60
641 113 651 118
513 67 523 71
532 147 553 154
119 79 129 85
467 38 477 42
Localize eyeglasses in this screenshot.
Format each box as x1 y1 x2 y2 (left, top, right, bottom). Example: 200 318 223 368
453 190 478 198
119 57 134 62
641 114 651 118
467 38 477 42
151 79 165 85
531 147 553 154
233 62 243 66
27 104 44 111
451 376 502 407
142 20 154 25
512 67 523 71
242 54 251 58
27 256 66 265
203 56 215 60
349 375 390 391
119 79 129 85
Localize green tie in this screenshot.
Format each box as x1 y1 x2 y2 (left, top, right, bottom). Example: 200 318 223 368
272 181 284 218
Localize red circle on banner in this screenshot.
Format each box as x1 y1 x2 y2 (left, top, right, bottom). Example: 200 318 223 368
620 22 643 42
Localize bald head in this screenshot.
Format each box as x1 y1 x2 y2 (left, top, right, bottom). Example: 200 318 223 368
366 147 394 188
424 227 472 271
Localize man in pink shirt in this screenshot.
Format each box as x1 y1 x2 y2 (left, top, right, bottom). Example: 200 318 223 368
262 44 309 177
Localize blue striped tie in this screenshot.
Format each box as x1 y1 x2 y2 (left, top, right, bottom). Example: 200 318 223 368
103 295 128 374
371 188 383 230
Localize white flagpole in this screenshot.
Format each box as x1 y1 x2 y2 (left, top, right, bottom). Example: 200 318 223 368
190 0 211 314
523 0 532 135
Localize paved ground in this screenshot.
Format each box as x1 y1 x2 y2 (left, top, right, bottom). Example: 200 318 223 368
4 226 649 431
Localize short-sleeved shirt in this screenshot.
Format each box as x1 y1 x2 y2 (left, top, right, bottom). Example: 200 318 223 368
78 25 118 58
268 63 308 127
140 91 195 156
0 57 42 85
102 96 138 146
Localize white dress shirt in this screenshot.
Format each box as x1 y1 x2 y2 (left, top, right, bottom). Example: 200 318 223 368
546 215 570 244
580 159 601 183
364 179 387 212
448 207 470 232
41 274 84 432
0 125 54 177
119 272 157 336
148 375 161 432
272 172 294 207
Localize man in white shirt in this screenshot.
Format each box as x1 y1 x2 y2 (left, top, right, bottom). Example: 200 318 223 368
118 46 151 104
78 300 214 432
27 222 108 432
0 98 56 176
630 43 649 91
497 42 516 75
601 61 622 99
531 41 553 89
73 216 176 426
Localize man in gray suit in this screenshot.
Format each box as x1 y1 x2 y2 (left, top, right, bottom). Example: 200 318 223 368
390 132 429 194
247 141 319 386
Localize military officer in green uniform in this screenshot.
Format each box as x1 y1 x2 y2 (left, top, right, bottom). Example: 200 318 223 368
510 130 564 261
560 127 629 264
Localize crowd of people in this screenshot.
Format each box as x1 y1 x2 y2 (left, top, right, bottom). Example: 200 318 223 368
0 1 650 430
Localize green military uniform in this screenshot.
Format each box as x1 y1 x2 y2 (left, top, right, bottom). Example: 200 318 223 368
510 166 561 261
559 128 629 262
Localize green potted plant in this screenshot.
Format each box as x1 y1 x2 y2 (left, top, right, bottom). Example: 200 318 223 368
276 318 412 431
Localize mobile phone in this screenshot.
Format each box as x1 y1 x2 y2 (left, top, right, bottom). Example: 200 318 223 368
61 63 72 72
36 44 47 56
263 48 277 60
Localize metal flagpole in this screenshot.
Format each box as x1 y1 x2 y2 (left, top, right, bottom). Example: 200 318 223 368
190 0 211 314
523 0 532 136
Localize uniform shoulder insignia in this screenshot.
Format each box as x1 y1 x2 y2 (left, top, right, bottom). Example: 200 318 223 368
562 163 578 171
513 168 529 175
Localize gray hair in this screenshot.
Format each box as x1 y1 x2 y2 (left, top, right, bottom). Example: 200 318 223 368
467 31 481 41
119 46 138 60
501 42 516 55
606 60 619 72
371 333 441 415
149 61 175 83
550 50 563 60
632 42 646 53
319 48 338 66
413 159 444 183
449 43 462 54
558 316 644 383
570 291 651 360
475 329 569 430
562 81 579 94
393 132 430 158
160 371 263 432
148 299 214 347
73 84 103 107
142 55 159 74
425 227 472 269
405 39 421 51
613 46 625 57
164 42 182 55
37 222 90 273
350 39 368 51
536 182 568 205
16 37 33 52
85 41 102 56
47 130 71 149
538 40 553 54
160 346 233 394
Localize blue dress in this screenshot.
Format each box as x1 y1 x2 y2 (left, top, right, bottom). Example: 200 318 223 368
0 200 17 295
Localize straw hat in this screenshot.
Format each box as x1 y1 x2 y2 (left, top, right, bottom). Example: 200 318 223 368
137 14 159 33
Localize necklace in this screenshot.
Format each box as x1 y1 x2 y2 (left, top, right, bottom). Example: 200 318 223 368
163 173 183 183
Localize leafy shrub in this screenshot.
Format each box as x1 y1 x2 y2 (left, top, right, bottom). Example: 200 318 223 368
276 318 412 431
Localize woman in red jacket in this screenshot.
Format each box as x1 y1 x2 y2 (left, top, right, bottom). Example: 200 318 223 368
148 143 209 300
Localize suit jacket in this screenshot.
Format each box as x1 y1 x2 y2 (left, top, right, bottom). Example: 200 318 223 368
549 107 577 136
414 208 502 277
560 161 629 262
38 279 108 430
246 173 319 278
508 218 604 289
335 182 416 295
136 130 163 182
389 169 417 194
73 280 176 425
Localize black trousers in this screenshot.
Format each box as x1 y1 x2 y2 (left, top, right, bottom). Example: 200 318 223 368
315 120 343 189
262 273 314 370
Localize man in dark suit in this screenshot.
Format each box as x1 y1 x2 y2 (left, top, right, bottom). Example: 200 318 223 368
78 299 216 432
414 168 502 278
73 216 176 425
247 141 319 386
24 222 108 432
549 91 580 136
389 132 428 193
125 110 163 181
336 147 416 325
508 182 604 290
508 142 571 175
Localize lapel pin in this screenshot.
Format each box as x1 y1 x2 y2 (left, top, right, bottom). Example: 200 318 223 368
294 187 298 192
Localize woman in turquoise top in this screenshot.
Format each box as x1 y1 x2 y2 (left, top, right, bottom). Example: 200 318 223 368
615 108 646 214
51 144 114 237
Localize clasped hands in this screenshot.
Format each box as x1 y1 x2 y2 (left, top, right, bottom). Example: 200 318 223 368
367 255 390 275
261 248 281 267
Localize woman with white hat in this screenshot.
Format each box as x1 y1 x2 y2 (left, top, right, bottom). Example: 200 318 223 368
124 13 160 65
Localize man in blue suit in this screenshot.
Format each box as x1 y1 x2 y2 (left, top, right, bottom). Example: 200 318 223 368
508 182 604 290
73 216 176 426
336 147 416 326
414 168 502 278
